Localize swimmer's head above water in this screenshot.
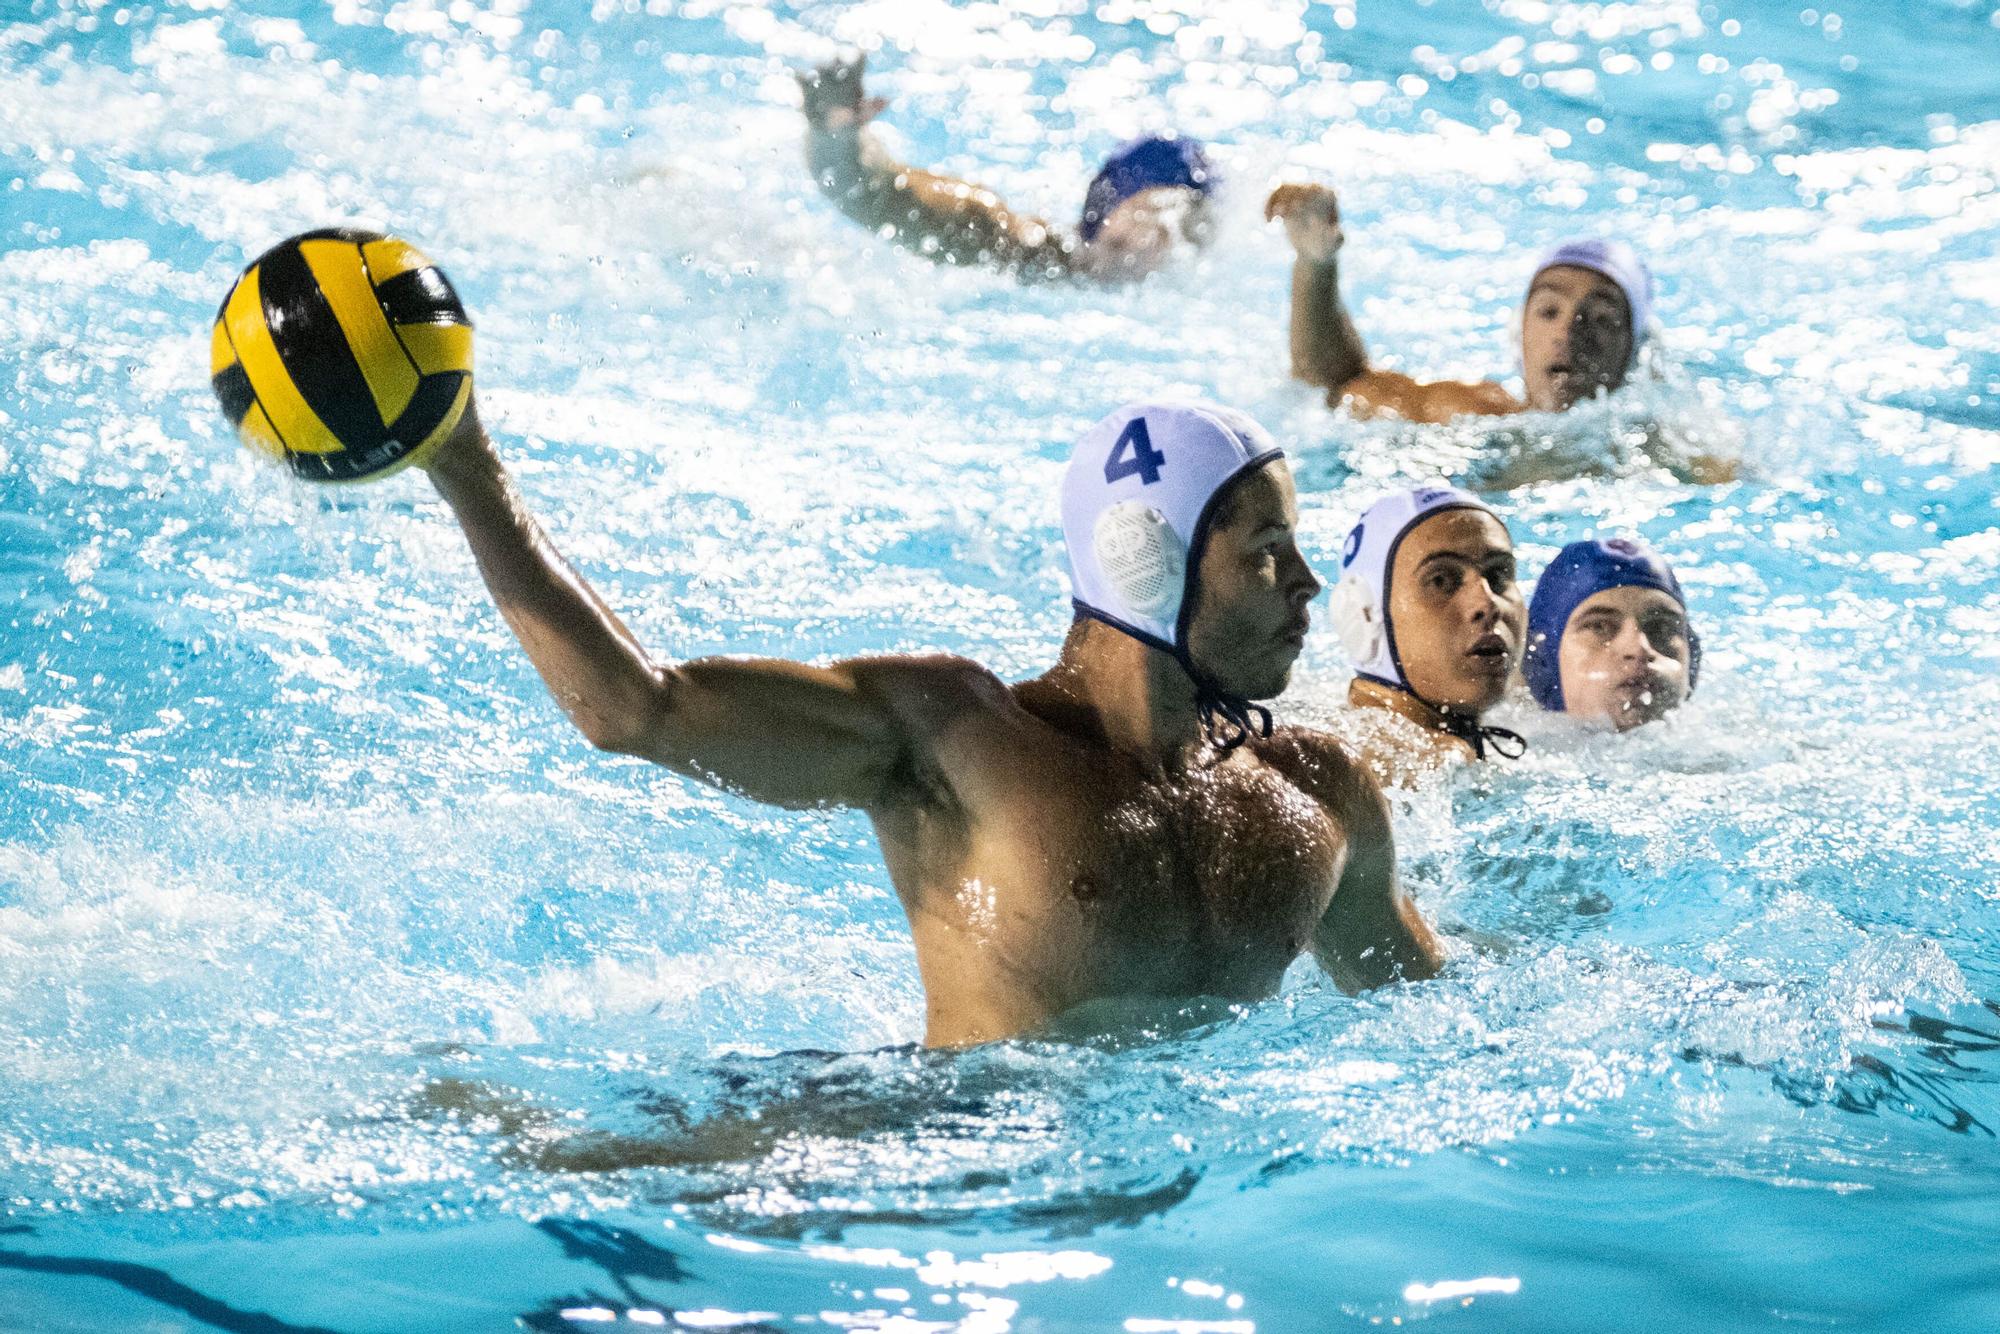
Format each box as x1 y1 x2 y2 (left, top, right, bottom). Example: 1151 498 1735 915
1521 238 1654 412
1072 135 1218 281
1063 400 1318 747
1523 538 1698 731
1331 485 1527 758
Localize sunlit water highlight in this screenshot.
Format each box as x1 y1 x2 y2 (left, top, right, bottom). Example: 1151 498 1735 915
2 0 1998 1329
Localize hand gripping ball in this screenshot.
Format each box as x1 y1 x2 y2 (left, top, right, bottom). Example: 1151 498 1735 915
209 227 473 482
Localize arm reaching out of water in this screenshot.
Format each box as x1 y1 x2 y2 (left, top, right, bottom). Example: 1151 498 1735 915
423 404 980 812
1266 183 1362 389
1270 733 1445 990
1267 183 1519 424
801 56 1071 277
1318 778 1444 989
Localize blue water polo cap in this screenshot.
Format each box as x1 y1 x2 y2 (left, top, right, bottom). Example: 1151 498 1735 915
1532 237 1654 355
1079 135 1215 242
1523 537 1699 711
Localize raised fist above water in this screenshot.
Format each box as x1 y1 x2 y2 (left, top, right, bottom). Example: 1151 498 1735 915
1266 182 1345 265
798 54 888 134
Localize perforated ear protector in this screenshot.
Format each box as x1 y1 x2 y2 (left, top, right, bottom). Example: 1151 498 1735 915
1093 501 1186 621
1328 571 1382 666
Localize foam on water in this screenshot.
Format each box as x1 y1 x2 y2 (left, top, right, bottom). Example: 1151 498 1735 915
3 0 1999 1329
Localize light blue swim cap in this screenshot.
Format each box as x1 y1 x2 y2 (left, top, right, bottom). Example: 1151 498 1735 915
1064 399 1282 650
1532 238 1654 353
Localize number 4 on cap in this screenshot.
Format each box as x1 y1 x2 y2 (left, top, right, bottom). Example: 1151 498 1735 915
1103 417 1166 486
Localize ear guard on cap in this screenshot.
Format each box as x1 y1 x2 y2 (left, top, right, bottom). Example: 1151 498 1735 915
1328 571 1383 667
1093 501 1187 621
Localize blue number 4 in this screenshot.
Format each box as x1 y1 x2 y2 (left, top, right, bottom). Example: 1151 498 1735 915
1103 417 1166 486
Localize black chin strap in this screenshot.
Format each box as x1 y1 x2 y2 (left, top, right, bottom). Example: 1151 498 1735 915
1073 603 1275 756
1437 711 1527 760
1357 672 1527 760
1192 676 1273 754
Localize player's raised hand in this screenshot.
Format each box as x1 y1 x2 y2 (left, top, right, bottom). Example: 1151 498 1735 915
798 55 888 134
1266 183 1345 265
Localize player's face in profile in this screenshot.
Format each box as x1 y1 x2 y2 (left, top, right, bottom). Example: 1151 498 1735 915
1184 464 1321 701
1387 509 1524 714
1521 265 1634 410
1076 188 1209 280
1556 586 1691 730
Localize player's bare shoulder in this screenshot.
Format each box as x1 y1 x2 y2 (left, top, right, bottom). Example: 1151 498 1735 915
852 653 1015 739
1255 724 1381 820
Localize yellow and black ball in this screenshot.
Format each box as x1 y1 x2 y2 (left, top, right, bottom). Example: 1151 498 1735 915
210 227 473 482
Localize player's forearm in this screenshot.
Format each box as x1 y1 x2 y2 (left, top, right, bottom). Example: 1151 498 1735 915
1290 258 1368 389
808 129 1066 273
807 128 903 232
425 417 666 753
1315 892 1443 991
1387 892 1445 982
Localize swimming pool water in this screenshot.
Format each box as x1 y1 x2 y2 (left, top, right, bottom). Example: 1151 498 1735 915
2 0 1998 1329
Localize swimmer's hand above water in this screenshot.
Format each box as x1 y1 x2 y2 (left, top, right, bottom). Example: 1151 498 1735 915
1265 182 1344 266
1267 181 1520 424
797 54 1069 278
797 55 887 135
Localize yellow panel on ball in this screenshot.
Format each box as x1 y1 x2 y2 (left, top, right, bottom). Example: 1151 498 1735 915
358 237 436 284
208 227 474 483
221 265 345 456
394 321 473 377
298 238 420 427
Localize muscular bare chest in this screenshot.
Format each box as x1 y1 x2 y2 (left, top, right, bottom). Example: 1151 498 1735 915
941 752 1348 1005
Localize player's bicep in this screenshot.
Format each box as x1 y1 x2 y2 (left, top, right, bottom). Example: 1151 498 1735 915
616 654 975 812
1419 379 1519 421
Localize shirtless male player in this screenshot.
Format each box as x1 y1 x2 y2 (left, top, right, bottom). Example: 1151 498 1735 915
424 395 1443 1047
1265 181 1652 422
1328 485 1529 784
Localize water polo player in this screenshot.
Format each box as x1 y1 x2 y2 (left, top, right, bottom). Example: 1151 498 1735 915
1522 538 1699 732
413 392 1444 1045
209 233 1443 1044
1328 485 1528 780
800 55 1216 282
1266 182 1654 422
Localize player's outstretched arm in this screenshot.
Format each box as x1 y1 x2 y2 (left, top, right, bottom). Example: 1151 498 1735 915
800 56 1070 277
424 404 974 811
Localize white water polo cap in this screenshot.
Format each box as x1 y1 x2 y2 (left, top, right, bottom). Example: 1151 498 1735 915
1062 399 1284 652
1532 237 1654 354
1330 483 1526 760
1329 482 1501 690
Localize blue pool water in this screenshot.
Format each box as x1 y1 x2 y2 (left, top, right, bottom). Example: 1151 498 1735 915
4 0 2000 1329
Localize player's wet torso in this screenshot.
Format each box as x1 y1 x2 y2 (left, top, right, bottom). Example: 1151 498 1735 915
873 690 1349 1047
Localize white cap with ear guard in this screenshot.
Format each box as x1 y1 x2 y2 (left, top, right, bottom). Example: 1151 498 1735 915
1329 483 1500 691
1062 400 1284 653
